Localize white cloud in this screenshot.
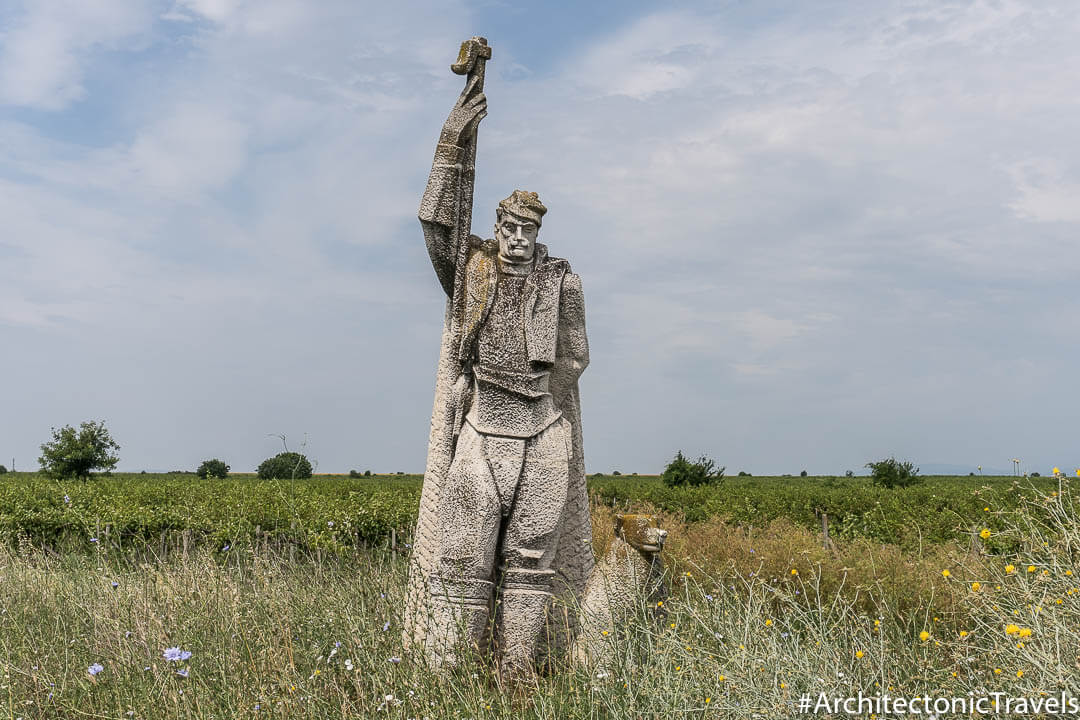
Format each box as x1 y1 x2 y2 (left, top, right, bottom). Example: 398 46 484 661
127 105 249 198
0 0 153 110
1008 160 1080 223
2 1 1079 474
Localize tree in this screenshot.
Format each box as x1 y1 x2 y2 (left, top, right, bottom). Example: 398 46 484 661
38 421 120 480
0 464 7 474
196 459 230 479
865 456 922 489
257 452 313 480
661 450 724 488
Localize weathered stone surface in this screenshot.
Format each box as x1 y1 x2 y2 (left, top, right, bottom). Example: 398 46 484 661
403 38 593 680
571 515 668 671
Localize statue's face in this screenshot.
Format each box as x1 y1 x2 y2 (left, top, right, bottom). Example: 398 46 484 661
496 211 538 263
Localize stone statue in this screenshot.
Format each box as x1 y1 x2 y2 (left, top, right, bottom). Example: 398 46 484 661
403 37 593 680
571 514 668 671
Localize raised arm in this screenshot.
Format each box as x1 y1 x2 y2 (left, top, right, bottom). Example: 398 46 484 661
418 79 487 298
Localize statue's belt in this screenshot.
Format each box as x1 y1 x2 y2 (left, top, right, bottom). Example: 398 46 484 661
459 364 561 439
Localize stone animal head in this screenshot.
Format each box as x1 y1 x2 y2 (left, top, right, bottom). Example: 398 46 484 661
614 514 667 554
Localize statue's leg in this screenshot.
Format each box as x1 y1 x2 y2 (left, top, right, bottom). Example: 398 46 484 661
428 422 501 667
495 417 572 679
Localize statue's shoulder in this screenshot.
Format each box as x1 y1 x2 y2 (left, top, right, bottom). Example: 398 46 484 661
537 246 572 276
470 235 498 255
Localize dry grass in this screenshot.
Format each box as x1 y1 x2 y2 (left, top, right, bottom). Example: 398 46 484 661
1 491 1079 718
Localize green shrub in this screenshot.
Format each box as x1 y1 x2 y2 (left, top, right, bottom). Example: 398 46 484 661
38 421 120 480
364 470 372 477
800 469 808 477
661 451 724 488
257 452 313 480
196 459 230 480
865 456 922 489
0 465 7 474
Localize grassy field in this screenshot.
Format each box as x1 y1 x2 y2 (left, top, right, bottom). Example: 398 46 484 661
0 471 1059 555
1 474 1079 718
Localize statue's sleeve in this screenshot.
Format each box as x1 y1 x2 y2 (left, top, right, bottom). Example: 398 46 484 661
553 272 589 405
418 142 465 298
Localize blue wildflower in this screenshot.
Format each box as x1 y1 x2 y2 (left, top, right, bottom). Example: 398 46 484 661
388 656 401 664
111 581 119 589
176 668 189 678
382 621 389 632
163 647 192 662
63 495 70 504
89 537 98 543
88 663 103 676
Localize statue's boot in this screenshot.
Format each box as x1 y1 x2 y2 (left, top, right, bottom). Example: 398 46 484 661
426 575 493 668
495 568 555 681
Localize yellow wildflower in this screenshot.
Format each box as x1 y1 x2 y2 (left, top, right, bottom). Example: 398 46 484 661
1018 628 1031 638
941 569 951 578
1005 564 1015 574
765 619 772 626
790 568 798 576
1017 669 1024 678
980 528 991 539
959 630 969 637
1027 565 1036 573
856 650 864 659
1005 624 1019 635
919 631 930 642
971 582 981 592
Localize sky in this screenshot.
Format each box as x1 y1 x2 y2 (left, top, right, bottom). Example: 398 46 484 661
1 0 1077 476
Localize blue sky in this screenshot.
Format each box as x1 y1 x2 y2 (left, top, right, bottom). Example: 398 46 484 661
1 0 1077 476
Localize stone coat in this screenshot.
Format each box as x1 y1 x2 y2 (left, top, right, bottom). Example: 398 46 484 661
404 162 593 656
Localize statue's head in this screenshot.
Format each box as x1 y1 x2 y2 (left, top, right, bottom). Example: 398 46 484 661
614 514 667 554
495 190 546 264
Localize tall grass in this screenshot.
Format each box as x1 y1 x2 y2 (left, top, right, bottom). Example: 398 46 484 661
1 485 1079 718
